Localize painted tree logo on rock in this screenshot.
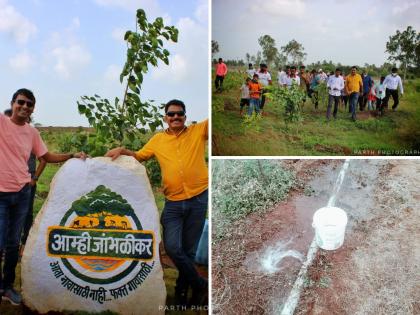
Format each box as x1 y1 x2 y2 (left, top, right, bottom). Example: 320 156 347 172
47 185 154 285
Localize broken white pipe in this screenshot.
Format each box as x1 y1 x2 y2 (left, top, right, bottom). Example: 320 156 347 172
327 160 351 207
279 159 351 315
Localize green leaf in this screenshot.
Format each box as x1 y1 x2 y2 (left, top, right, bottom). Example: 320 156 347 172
149 122 156 132
128 83 139 93
127 132 135 142
78 104 86 114
170 29 178 42
124 31 132 41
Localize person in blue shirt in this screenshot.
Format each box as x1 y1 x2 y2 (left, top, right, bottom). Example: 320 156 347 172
360 71 373 111
309 69 321 109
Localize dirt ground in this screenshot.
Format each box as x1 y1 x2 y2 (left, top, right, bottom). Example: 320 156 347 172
295 160 419 315
212 159 419 315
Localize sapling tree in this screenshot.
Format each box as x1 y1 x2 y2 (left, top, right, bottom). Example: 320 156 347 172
266 84 306 127
77 9 178 144
313 81 329 108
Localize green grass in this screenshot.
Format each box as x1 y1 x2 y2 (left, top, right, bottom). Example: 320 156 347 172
1 132 205 315
212 71 420 156
212 160 295 241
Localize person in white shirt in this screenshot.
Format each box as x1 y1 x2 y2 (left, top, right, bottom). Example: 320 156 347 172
246 63 256 79
326 68 344 120
278 66 290 87
383 67 404 111
375 76 386 115
285 66 300 88
319 69 328 82
257 63 272 112
239 78 251 115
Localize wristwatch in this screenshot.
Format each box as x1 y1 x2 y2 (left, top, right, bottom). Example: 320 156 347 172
32 175 39 180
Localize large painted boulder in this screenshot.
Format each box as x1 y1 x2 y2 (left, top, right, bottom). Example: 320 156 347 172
21 156 166 314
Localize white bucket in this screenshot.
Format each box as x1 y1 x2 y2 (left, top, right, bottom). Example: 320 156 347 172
312 207 348 250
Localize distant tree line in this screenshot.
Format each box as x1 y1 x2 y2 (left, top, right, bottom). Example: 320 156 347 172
213 26 420 79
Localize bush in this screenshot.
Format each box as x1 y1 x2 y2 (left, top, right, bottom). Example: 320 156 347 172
212 160 295 222
54 131 162 187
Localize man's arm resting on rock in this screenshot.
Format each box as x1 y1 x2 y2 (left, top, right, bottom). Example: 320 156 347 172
105 147 138 161
41 151 87 163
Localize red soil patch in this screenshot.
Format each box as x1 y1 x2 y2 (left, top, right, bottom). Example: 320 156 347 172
212 160 341 314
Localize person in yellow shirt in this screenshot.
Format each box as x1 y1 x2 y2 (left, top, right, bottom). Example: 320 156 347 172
105 99 208 307
345 66 363 121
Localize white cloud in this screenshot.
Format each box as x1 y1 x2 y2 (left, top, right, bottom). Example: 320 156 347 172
391 0 420 29
93 0 159 13
367 6 377 17
70 17 80 30
161 13 172 25
51 44 91 79
0 0 37 44
151 14 207 83
249 0 306 18
111 27 126 42
9 51 34 72
43 18 92 79
104 64 121 82
152 54 187 82
195 0 208 23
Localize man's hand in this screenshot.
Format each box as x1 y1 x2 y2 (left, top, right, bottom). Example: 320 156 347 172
105 147 125 161
30 179 37 186
73 152 88 160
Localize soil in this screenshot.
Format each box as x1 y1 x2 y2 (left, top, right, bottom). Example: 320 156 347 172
295 160 419 315
212 160 342 314
212 160 419 315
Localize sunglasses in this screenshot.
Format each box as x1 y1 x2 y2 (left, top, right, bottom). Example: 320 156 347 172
166 111 185 117
16 99 35 108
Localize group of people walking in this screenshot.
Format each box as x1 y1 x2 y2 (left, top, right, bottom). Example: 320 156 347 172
215 58 405 121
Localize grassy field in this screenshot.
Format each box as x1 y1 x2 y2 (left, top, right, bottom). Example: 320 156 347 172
212 70 420 156
1 130 204 315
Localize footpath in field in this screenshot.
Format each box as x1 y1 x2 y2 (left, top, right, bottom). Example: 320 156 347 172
212 160 418 314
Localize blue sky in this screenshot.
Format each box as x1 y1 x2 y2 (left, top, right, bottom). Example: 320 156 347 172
0 0 208 126
213 0 420 67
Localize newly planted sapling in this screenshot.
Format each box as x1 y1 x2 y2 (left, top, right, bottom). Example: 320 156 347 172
242 112 263 133
266 83 306 128
313 81 328 109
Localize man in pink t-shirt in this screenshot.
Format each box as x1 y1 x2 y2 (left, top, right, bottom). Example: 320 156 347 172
214 57 227 92
0 88 87 305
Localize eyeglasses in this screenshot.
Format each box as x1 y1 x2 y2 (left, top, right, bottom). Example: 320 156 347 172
166 111 185 117
16 99 34 108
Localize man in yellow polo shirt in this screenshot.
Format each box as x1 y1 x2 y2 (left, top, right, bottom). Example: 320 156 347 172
105 99 208 308
345 66 363 121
